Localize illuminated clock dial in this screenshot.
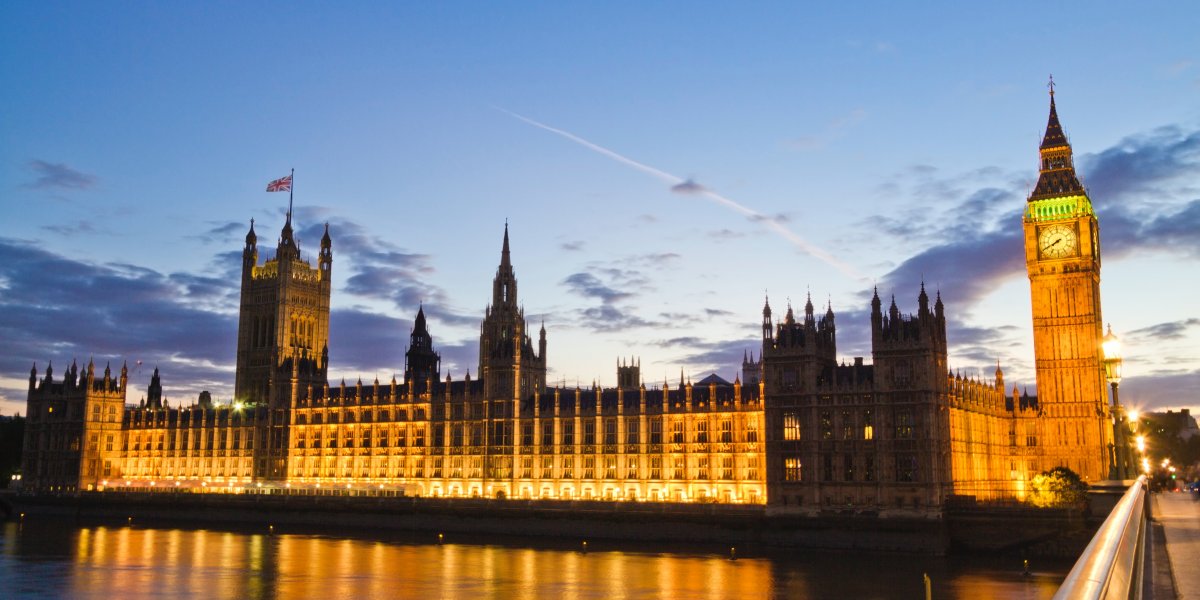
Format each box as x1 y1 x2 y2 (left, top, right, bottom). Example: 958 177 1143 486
1039 224 1078 258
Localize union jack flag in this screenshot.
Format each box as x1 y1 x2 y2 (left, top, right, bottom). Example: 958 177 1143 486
266 174 292 192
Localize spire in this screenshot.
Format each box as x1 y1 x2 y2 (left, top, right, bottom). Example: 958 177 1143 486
1040 76 1068 150
245 218 257 246
762 294 772 318
321 222 331 248
918 281 929 314
414 304 427 333
501 221 511 269
1029 79 1085 202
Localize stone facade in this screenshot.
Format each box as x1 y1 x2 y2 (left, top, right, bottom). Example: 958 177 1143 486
20 93 1109 512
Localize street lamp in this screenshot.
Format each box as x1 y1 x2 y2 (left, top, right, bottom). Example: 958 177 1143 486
1101 325 1127 480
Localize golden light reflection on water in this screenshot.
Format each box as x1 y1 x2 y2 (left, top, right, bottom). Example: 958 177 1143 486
0 522 1065 599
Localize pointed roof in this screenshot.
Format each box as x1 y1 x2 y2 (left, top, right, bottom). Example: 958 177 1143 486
501 222 511 268
1029 86 1086 202
414 304 427 332
1040 91 1069 150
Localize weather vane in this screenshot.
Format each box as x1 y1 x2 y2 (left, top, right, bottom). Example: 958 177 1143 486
1048 74 1055 96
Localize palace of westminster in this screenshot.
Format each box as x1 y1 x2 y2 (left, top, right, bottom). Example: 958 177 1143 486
20 92 1115 515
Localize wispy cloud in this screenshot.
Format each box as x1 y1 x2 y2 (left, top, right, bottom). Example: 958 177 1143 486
25 160 97 190
785 108 868 151
497 107 866 281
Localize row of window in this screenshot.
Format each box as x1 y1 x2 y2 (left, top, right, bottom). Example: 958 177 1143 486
288 455 761 481
781 408 910 441
781 454 918 483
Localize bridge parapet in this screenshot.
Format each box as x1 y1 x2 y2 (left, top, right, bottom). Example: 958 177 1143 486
1053 475 1147 600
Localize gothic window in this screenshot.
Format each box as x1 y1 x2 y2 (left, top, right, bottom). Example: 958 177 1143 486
747 456 759 480
625 420 639 445
583 457 595 479
522 422 534 447
822 454 833 481
650 418 663 444
542 421 554 449
720 419 732 444
783 411 801 441
672 456 686 480
841 410 854 440
696 457 709 480
626 456 638 479
650 456 662 479
695 421 708 444
561 456 574 479
561 421 574 446
819 410 833 440
583 421 595 445
895 408 914 439
604 418 617 445
896 454 918 482
784 457 802 481
746 418 759 443
671 420 685 444
541 456 553 478
863 409 874 440
604 457 617 479
843 453 854 481
721 457 733 480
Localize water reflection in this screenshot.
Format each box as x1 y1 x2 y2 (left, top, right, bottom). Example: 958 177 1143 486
0 521 1066 599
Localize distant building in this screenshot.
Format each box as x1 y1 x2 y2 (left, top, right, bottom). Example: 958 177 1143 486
21 90 1111 514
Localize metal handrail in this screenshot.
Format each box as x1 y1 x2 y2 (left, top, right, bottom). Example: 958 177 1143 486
1053 475 1147 600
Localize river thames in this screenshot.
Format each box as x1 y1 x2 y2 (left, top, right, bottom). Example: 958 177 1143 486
1 520 1068 599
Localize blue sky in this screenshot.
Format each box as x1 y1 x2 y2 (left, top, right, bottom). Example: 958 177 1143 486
2 2 1198 416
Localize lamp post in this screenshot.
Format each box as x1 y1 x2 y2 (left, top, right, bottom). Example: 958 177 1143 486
1101 325 1126 480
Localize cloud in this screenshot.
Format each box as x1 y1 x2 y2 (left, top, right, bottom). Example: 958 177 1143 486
41 221 105 236
671 179 707 194
708 228 746 241
579 304 653 332
1128 318 1200 342
785 108 867 151
562 272 632 304
500 108 864 280
189 221 247 244
560 240 585 252
1081 126 1200 206
0 237 238 411
289 214 478 327
25 160 97 190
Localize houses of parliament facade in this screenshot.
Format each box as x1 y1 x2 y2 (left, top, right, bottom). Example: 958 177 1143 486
20 92 1114 515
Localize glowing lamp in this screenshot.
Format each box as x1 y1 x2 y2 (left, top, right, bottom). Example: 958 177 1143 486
1101 325 1123 384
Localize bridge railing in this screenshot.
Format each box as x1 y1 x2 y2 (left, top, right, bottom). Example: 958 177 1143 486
1053 475 1147 600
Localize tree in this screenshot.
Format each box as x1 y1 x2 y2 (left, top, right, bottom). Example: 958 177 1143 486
1029 466 1087 508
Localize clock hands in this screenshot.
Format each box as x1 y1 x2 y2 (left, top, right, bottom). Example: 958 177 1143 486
1042 238 1061 252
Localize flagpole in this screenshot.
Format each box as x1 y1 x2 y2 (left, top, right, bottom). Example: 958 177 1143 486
288 168 294 222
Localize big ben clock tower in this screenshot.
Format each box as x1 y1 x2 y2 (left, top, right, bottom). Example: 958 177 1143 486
1023 83 1112 481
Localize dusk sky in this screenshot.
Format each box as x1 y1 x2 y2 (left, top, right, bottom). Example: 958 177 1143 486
2 3 1197 417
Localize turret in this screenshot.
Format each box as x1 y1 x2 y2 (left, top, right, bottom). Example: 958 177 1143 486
243 219 258 273
319 222 332 279
762 296 773 342
147 367 163 409
120 360 128 391
29 363 37 390
539 320 547 363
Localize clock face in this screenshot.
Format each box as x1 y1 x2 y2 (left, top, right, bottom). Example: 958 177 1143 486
1039 224 1078 258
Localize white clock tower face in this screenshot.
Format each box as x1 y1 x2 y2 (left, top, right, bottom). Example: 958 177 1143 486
1038 224 1078 258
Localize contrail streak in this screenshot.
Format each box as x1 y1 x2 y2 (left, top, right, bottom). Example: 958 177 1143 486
497 107 865 281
